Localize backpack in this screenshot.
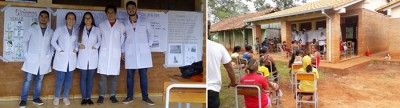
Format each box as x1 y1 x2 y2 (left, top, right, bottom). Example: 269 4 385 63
178 61 203 79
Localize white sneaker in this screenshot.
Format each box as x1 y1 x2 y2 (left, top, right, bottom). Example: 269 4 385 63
53 97 59 105
63 98 70 105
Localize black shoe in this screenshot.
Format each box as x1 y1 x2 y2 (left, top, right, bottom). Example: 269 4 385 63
97 96 104 104
110 96 118 103
81 99 87 105
143 97 154 105
87 99 94 105
32 98 44 106
19 101 26 108
122 97 133 104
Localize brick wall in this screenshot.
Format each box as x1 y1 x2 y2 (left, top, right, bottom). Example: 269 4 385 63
388 18 400 56
360 9 390 54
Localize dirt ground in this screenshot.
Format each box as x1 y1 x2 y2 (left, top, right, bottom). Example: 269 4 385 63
219 61 400 108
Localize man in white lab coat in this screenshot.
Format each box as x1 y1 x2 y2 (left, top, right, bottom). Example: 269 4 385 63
19 11 54 108
121 1 155 105
97 5 125 104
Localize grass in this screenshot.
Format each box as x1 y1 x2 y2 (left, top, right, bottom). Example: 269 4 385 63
219 60 325 107
219 61 288 107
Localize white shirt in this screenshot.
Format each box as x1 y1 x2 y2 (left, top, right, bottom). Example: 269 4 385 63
300 33 306 45
318 35 326 45
207 40 232 92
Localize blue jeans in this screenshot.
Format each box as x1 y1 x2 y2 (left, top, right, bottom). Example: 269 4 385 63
80 69 95 99
54 68 74 98
20 71 44 101
126 69 149 98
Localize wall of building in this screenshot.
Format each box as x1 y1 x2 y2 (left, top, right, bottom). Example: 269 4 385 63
390 6 400 18
388 18 400 56
360 9 390 54
213 29 257 50
361 0 389 11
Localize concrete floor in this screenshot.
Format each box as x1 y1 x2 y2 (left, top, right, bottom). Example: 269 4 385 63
0 96 203 108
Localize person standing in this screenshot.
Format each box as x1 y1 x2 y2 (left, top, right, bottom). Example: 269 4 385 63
76 12 101 105
97 5 125 104
51 12 78 106
19 11 54 108
318 32 326 52
299 30 307 50
121 1 155 105
207 38 237 108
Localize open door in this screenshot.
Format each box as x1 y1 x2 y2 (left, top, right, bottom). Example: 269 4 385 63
341 16 358 55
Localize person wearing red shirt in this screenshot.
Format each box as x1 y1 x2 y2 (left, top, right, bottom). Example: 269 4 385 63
240 59 270 108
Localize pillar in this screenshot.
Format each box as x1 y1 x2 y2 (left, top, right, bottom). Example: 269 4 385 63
252 24 261 52
281 20 292 47
327 12 341 63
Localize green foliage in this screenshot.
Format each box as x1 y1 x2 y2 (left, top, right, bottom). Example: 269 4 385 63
272 0 307 9
253 0 272 11
208 0 250 23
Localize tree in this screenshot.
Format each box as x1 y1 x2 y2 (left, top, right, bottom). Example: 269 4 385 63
254 0 272 11
272 0 307 9
208 0 250 23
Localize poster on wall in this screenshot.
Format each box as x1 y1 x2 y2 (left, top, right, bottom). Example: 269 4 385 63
165 11 203 67
3 7 51 62
56 9 167 52
137 12 168 52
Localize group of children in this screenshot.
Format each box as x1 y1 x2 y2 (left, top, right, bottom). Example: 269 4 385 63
231 43 321 107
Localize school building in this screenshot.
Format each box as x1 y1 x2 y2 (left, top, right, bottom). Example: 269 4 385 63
210 7 280 50
245 0 400 63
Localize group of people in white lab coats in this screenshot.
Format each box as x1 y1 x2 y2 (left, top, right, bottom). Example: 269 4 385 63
19 1 155 108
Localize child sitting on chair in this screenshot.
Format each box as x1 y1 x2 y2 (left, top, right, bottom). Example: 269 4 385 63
241 59 270 108
259 49 279 82
296 55 320 100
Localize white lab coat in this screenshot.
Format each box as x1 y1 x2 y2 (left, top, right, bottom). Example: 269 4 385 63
51 25 78 72
21 24 54 75
123 16 154 69
98 20 125 75
77 26 101 70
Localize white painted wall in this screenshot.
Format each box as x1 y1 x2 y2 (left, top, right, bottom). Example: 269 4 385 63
390 6 400 18
362 0 389 11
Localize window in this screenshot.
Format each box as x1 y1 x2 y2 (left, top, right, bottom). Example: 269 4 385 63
291 24 296 31
300 22 311 31
316 21 326 29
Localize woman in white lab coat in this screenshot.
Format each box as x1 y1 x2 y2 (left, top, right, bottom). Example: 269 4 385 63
77 12 101 105
51 12 78 106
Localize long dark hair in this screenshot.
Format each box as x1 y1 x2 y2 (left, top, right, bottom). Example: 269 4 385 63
289 50 300 66
233 46 241 53
78 12 96 43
